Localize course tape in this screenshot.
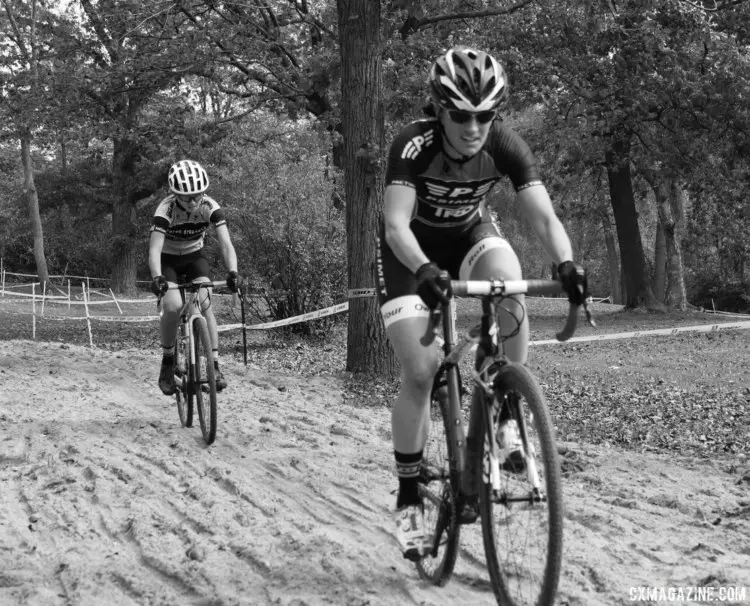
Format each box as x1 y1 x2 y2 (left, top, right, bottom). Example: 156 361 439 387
44 314 161 323
218 302 349 332
530 320 750 346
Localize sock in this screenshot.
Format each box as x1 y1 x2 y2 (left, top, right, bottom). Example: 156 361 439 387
162 345 174 363
395 450 423 508
213 349 219 367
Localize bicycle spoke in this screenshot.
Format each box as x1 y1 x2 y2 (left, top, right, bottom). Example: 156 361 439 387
480 364 562 606
415 387 461 585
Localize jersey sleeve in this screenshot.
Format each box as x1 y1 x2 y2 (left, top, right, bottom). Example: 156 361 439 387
203 197 227 228
385 121 438 189
151 199 172 234
487 122 543 192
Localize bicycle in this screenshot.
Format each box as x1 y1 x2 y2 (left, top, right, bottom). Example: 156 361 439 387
414 278 594 606
158 279 242 445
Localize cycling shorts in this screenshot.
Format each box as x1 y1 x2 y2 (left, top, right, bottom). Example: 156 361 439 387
376 218 512 307
161 250 210 284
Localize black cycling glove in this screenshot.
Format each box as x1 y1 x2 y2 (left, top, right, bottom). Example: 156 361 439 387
415 262 452 310
226 270 242 293
150 275 168 297
557 261 589 306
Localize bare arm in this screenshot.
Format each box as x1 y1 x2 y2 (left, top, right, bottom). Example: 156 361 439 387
148 231 166 277
214 224 238 273
383 184 430 273
517 184 573 265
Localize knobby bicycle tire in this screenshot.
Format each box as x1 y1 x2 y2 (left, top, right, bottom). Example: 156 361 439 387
175 326 193 428
193 316 217 445
415 367 462 585
479 362 563 606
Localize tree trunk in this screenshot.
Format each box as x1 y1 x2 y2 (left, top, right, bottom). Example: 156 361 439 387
665 181 687 309
600 201 622 304
110 137 139 294
605 137 663 309
20 131 50 286
337 0 397 376
653 220 666 302
642 171 688 311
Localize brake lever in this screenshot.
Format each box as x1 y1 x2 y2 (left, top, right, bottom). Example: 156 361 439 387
582 297 597 328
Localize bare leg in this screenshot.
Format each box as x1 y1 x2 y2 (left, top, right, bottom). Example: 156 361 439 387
460 238 528 364
159 287 182 349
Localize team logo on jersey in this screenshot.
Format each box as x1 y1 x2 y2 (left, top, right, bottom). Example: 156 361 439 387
424 180 495 203
401 130 434 160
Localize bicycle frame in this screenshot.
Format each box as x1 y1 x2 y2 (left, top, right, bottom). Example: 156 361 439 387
161 280 226 389
432 279 588 496
176 288 207 389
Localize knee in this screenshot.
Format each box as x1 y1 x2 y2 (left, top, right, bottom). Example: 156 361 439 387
161 296 181 316
401 355 440 391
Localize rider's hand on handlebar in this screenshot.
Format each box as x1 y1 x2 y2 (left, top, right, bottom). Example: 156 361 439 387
150 275 168 297
557 260 588 306
416 262 452 310
226 270 242 293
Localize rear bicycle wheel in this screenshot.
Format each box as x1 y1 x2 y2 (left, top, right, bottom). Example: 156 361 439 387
479 362 563 606
192 316 217 445
416 371 462 585
174 327 193 428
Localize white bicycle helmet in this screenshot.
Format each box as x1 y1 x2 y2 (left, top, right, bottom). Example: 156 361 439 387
429 47 508 112
168 160 210 195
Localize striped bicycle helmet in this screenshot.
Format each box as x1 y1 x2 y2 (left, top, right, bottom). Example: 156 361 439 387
429 47 508 112
168 160 210 195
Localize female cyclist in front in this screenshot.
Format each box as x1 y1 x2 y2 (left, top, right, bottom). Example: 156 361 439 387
377 47 588 561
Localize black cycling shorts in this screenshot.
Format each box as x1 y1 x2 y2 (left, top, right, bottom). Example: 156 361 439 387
376 218 512 306
161 250 210 284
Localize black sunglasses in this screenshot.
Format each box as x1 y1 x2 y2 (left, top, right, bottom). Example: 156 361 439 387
176 193 203 203
447 110 496 125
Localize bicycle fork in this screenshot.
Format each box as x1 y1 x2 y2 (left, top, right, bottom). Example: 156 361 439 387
478 365 545 504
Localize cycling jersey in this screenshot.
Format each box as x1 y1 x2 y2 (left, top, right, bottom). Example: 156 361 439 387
151 194 227 256
384 118 542 245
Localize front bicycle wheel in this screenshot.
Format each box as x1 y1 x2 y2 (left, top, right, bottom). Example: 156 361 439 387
416 374 461 586
192 316 217 445
174 327 193 428
479 363 563 606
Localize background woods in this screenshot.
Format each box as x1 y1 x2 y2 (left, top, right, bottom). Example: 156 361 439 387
1 0 749 364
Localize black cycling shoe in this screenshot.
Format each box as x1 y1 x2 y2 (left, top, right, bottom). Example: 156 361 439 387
158 360 177 395
214 364 227 392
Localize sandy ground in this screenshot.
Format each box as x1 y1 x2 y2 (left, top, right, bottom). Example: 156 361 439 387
1 340 749 606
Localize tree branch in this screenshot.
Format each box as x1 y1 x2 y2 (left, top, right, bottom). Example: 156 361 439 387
79 0 119 64
2 0 31 61
402 0 537 36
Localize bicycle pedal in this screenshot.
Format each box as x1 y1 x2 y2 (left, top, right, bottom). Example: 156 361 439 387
458 500 480 525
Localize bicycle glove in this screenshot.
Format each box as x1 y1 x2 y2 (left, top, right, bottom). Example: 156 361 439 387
150 275 168 297
415 262 452 310
557 261 588 305
226 270 242 293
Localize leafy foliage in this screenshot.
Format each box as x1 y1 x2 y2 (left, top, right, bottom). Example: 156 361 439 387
1 0 748 306
203 117 346 334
